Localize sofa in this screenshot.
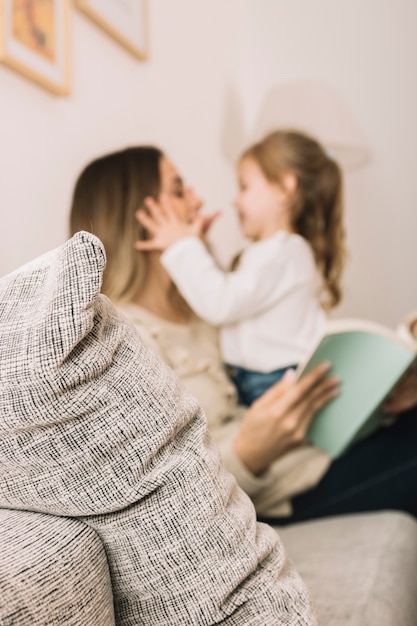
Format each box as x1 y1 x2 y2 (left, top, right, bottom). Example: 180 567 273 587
1 506 417 626
2 232 417 624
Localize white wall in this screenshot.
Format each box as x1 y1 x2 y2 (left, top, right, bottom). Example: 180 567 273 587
0 0 242 273
233 0 417 326
1 0 416 327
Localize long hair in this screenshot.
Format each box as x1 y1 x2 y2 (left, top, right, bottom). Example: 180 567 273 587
69 146 191 317
69 146 162 303
242 130 346 309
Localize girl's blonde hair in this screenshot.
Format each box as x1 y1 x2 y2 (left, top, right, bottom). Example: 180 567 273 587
242 130 346 309
69 146 190 315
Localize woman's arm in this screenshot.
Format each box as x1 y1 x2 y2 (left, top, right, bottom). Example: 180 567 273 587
234 364 339 475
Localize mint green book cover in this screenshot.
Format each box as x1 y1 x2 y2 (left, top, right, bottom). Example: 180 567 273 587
299 320 417 458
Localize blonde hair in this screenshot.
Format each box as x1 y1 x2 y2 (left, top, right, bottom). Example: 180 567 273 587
69 146 190 315
242 130 346 309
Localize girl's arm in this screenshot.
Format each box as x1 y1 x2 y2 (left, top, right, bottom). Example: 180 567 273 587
136 196 310 326
161 237 293 325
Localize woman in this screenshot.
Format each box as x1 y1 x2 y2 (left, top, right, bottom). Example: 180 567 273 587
69 145 417 523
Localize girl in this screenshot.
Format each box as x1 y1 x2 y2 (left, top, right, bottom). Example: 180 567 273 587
137 130 346 405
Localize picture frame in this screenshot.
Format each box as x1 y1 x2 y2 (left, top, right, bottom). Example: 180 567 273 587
0 0 71 95
75 0 148 60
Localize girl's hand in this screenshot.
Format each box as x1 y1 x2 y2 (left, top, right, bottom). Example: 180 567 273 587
135 193 221 252
199 211 222 237
135 194 200 251
234 363 339 475
383 366 417 414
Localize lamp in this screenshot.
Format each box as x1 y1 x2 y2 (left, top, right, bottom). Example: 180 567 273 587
251 80 371 170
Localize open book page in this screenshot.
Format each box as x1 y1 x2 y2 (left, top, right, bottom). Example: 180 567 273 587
297 317 416 380
296 316 417 458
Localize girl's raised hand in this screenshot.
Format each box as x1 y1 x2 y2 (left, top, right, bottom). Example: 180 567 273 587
135 193 202 252
199 210 222 237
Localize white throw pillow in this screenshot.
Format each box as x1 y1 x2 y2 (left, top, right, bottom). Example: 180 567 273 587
0 232 314 626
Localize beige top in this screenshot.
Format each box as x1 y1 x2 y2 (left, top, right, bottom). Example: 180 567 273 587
119 303 331 517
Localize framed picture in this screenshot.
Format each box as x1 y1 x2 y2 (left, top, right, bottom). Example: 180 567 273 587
75 0 147 60
0 0 70 95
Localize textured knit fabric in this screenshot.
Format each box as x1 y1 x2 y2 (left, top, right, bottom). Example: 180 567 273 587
118 303 331 517
0 508 115 625
0 232 316 625
2 510 417 626
161 231 327 371
278 511 417 626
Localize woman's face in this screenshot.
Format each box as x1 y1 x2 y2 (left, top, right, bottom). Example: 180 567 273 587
159 157 202 223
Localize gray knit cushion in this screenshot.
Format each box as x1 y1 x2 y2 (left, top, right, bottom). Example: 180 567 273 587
278 511 417 626
0 508 115 625
0 232 316 625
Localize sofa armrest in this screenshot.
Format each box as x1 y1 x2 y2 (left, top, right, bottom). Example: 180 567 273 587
0 508 115 626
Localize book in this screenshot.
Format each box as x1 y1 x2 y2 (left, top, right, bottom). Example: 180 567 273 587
297 312 417 458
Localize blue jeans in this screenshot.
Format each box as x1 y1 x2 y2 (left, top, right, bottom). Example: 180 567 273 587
226 364 298 406
257 405 417 525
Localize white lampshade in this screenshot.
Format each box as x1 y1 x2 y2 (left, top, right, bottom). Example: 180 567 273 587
252 80 371 170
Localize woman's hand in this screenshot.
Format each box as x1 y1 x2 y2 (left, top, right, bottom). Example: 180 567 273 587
135 194 220 252
234 363 340 475
383 365 417 414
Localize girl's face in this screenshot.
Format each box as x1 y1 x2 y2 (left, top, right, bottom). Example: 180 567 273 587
159 157 202 223
234 157 292 241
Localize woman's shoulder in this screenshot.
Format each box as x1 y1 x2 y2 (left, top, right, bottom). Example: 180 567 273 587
117 303 162 351
119 303 215 337
117 302 219 364
117 302 155 330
